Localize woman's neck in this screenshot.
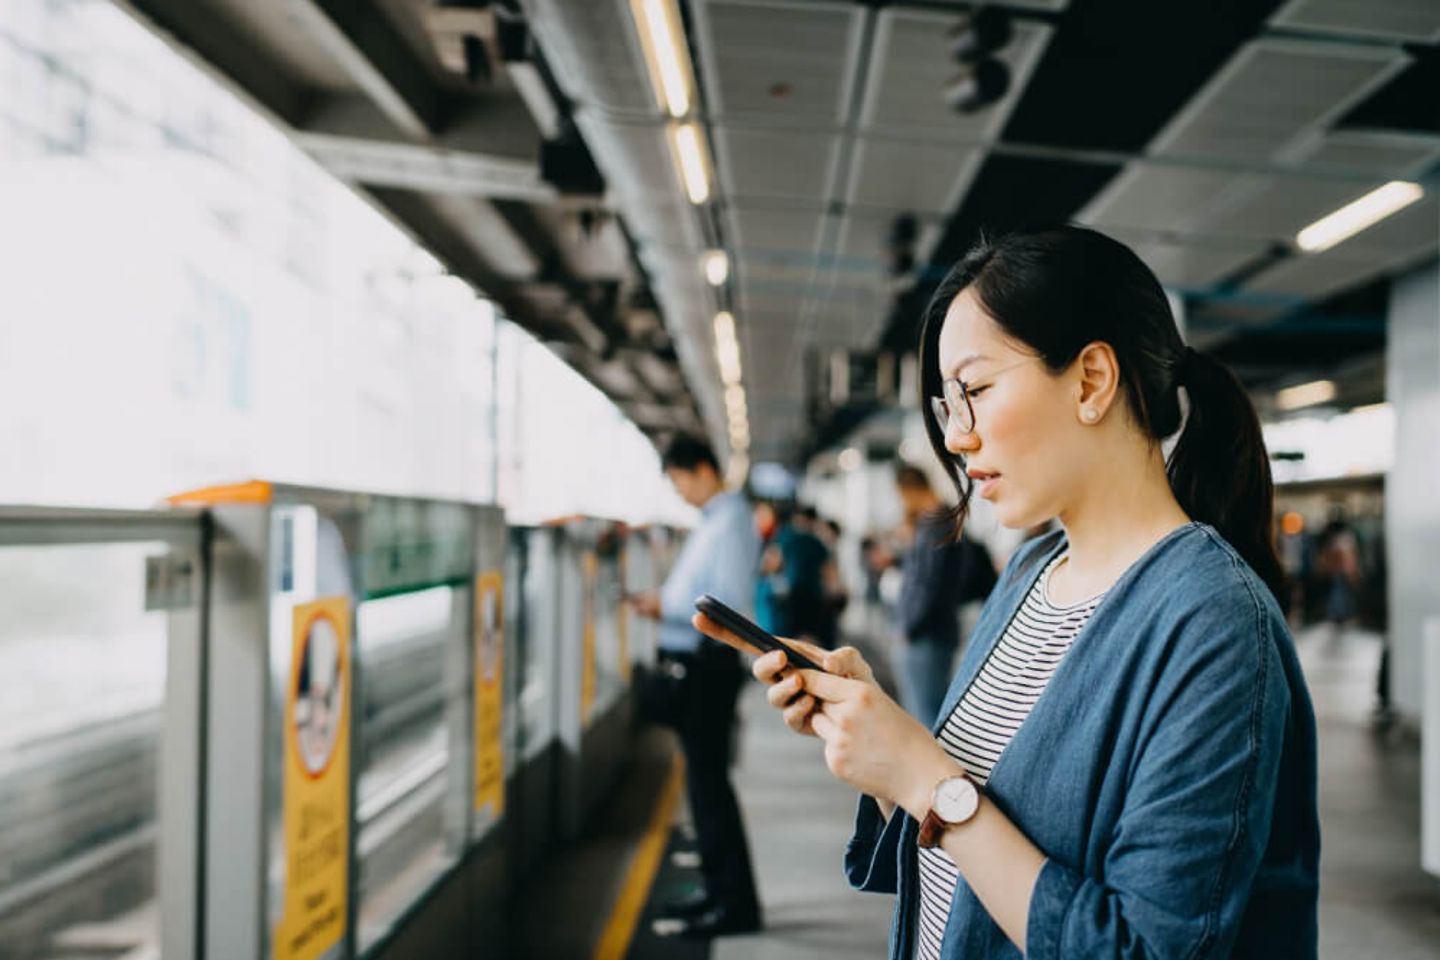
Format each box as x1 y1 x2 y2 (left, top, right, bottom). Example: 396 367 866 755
1051 448 1191 604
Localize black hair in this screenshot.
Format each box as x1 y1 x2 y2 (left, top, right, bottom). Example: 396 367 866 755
660 433 720 474
918 225 1283 599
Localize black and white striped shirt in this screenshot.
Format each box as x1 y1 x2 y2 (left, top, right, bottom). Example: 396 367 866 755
914 554 1104 960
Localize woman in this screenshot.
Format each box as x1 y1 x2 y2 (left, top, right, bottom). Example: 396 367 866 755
695 226 1319 958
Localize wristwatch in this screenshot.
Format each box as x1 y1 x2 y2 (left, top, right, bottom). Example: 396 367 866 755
917 772 980 848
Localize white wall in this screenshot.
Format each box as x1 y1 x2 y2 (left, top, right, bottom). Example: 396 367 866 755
1386 261 1440 723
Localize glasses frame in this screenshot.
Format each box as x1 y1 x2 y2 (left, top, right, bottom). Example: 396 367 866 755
930 357 1039 435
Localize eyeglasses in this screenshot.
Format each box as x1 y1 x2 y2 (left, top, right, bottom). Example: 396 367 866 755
929 357 1038 434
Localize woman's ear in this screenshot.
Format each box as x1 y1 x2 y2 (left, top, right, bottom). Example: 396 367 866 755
1075 341 1120 423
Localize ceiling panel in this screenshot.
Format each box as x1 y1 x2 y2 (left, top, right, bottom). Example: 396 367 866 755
846 138 982 214
1289 129 1440 177
716 127 841 203
695 0 863 124
1270 0 1440 43
1078 163 1252 234
1151 39 1409 163
1244 248 1423 299
859 11 1052 142
728 205 825 254
1122 237 1269 290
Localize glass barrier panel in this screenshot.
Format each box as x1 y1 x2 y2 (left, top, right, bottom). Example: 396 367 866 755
354 499 471 955
0 541 173 959
592 552 625 713
517 529 556 761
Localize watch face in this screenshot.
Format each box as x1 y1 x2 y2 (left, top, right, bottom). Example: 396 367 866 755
933 775 979 823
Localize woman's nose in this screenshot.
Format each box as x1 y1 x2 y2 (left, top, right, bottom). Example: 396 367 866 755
945 421 979 455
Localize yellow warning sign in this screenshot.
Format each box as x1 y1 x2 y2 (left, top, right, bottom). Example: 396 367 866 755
581 551 597 722
474 570 504 819
276 597 351 960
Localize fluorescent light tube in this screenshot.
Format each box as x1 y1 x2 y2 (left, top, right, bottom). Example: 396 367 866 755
1276 380 1336 411
630 0 693 118
703 250 729 286
670 122 711 205
1296 181 1424 253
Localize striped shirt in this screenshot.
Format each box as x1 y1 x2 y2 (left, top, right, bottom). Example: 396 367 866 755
914 554 1104 960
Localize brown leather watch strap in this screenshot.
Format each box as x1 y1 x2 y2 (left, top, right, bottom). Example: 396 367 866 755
917 809 947 849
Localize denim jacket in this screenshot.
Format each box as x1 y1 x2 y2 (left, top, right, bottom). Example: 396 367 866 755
846 523 1319 959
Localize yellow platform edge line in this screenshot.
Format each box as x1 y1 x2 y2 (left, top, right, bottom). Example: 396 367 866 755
592 750 686 960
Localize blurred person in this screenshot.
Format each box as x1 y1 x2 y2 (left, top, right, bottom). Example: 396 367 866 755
627 434 763 938
814 516 849 649
753 501 786 634
1316 506 1361 632
892 463 996 723
767 503 831 646
697 227 1318 959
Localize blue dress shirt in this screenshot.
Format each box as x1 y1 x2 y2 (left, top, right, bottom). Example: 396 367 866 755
658 491 760 653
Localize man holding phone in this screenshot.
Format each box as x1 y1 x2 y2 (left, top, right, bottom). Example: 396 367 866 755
626 434 763 938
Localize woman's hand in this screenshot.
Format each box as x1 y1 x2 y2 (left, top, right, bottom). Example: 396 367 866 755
757 641 875 737
803 671 959 819
690 613 875 737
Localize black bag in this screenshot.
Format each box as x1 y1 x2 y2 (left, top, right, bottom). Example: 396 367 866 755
636 651 690 729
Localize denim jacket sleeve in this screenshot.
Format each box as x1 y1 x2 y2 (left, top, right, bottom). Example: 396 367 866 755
845 794 910 894
1025 573 1291 959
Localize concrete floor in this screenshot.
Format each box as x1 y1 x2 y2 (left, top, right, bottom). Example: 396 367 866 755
1295 626 1440 958
709 626 1440 959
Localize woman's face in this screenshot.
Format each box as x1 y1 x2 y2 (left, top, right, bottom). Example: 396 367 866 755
935 287 1088 529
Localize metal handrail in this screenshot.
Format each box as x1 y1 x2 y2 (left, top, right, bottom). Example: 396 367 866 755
0 506 205 546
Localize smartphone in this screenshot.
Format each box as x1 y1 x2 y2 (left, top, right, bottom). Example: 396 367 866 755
694 594 826 672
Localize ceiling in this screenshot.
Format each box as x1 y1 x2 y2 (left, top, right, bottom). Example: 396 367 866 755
115 0 1440 467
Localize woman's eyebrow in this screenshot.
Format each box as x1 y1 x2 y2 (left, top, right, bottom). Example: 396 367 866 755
946 354 989 379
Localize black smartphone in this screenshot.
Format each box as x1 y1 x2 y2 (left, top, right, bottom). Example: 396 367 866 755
694 594 826 672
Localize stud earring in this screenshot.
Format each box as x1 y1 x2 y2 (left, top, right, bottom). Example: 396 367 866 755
1082 408 1100 423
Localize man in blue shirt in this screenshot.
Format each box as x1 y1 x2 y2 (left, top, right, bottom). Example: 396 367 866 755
629 434 762 938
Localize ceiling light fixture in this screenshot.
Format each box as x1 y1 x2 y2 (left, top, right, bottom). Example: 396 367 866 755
713 310 735 343
724 383 746 412
1295 181 1424 253
1276 379 1337 411
703 249 729 286
629 0 694 118
669 122 711 205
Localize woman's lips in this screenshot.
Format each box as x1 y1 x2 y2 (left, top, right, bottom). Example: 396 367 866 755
967 469 1001 499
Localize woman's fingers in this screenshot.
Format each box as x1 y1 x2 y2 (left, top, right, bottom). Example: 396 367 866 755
781 693 817 734
798 668 870 704
822 645 876 683
691 612 764 658
752 649 787 684
810 707 840 740
766 671 805 709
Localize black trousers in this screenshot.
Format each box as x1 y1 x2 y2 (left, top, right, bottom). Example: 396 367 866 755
675 642 760 914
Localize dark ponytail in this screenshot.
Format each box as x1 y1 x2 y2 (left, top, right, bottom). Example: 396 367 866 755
919 226 1284 600
1167 348 1283 597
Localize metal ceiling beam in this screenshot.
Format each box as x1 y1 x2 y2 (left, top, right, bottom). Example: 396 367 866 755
296 130 556 204
289 0 443 139
117 0 314 128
